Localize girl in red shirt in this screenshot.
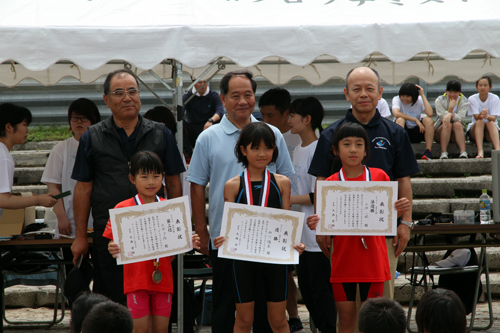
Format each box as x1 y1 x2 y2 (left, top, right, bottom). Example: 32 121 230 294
105 151 200 333
307 122 409 333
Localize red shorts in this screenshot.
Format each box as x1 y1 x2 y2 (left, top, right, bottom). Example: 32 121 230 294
126 290 172 319
331 282 384 302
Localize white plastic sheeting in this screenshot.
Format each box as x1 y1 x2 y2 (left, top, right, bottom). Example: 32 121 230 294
1 0 499 86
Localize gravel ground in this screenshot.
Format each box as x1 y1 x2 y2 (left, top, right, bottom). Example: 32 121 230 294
4 299 500 333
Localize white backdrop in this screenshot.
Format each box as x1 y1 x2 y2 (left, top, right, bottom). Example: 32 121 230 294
1 0 499 86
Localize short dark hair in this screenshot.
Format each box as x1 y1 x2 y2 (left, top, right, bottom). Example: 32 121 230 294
68 98 101 126
359 297 406 333
258 88 291 115
331 122 370 174
398 82 419 106
103 69 139 96
235 122 278 167
289 97 324 133
144 106 177 135
345 67 381 90
129 151 164 176
81 301 133 333
446 80 462 93
220 70 257 97
70 292 109 333
0 103 32 137
476 75 493 87
416 288 466 333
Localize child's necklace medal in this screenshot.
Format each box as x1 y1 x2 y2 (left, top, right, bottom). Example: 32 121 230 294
133 194 163 283
153 260 162 283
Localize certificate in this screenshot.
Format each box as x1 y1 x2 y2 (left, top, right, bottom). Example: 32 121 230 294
218 202 304 264
316 181 398 236
109 195 192 265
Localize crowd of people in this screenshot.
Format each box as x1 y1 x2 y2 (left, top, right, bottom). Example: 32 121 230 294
0 66 491 333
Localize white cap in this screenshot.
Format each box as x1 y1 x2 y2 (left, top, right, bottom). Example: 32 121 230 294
435 249 471 267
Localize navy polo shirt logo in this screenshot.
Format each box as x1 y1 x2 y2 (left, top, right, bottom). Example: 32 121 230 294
372 137 391 150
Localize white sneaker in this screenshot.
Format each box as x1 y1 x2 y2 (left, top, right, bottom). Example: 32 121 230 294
439 152 449 159
459 151 468 158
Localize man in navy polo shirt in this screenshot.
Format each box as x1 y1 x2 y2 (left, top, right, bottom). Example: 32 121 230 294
308 67 420 300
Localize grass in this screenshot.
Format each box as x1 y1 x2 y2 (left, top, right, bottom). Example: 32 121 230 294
27 125 72 142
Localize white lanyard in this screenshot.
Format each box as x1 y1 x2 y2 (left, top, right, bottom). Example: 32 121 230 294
243 168 271 207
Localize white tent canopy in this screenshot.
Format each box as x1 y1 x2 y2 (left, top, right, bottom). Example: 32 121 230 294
1 0 500 87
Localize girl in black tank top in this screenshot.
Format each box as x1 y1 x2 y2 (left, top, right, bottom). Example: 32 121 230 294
213 122 304 333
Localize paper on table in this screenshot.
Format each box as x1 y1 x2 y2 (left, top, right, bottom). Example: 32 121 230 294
316 181 398 236
109 195 192 265
218 202 304 264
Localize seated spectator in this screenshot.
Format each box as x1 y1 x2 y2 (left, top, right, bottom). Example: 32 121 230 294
392 83 434 159
416 288 466 333
70 292 109 333
183 78 224 149
358 297 406 333
467 75 500 158
81 300 133 333
434 80 469 159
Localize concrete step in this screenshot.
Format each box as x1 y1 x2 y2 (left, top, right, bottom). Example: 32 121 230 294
11 141 59 152
411 175 491 197
411 142 494 159
12 185 48 196
11 150 51 167
412 198 485 218
416 158 492 177
13 167 44 186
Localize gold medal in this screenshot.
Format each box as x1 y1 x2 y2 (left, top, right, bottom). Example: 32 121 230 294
152 260 162 283
152 269 162 283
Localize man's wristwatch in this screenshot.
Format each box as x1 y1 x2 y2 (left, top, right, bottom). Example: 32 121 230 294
401 220 414 230
207 118 214 123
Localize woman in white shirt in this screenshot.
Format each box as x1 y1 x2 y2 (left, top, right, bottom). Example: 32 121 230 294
467 76 500 158
392 83 434 160
42 98 101 237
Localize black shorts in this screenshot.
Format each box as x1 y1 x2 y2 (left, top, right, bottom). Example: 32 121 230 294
232 260 288 303
331 282 384 302
405 124 425 143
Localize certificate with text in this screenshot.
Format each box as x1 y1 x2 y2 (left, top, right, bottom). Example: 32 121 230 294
316 181 398 236
218 202 305 264
110 196 193 265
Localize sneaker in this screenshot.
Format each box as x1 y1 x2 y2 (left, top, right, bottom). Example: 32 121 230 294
439 151 449 159
459 151 469 159
288 317 305 333
421 149 432 160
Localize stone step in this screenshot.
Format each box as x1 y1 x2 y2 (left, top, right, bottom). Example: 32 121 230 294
11 141 59 151
411 142 494 159
12 185 48 196
13 167 44 186
415 158 492 177
11 150 51 167
411 175 491 197
412 198 485 218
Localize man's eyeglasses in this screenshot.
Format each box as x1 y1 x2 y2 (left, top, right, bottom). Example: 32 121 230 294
71 116 90 123
109 89 140 99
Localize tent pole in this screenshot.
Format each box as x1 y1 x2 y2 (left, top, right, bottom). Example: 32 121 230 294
172 59 185 333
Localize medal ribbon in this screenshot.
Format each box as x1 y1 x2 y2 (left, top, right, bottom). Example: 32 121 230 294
243 168 271 207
